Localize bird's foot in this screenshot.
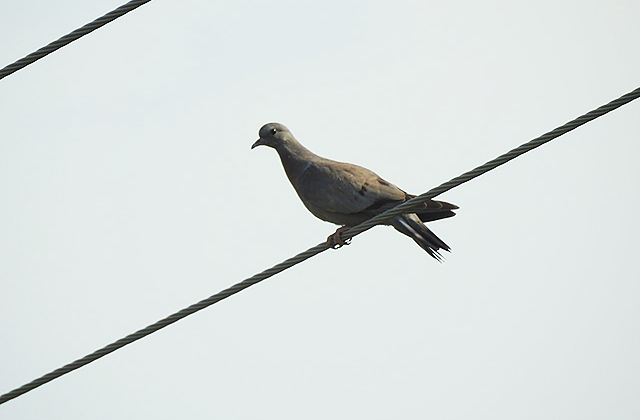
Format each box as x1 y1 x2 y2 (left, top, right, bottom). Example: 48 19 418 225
327 226 352 249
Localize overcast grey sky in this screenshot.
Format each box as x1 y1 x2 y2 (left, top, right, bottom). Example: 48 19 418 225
1 0 639 418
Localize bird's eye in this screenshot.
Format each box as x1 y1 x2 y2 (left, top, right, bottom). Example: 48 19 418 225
270 128 277 135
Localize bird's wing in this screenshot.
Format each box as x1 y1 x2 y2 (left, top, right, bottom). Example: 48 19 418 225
294 159 406 216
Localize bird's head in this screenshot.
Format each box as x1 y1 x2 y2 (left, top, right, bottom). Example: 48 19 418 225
251 123 296 150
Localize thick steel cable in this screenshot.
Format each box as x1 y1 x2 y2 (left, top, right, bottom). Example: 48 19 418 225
0 0 152 80
338 86 640 240
1 86 639 405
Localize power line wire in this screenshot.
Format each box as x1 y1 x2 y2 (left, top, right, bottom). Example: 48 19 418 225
1 86 638 405
0 0 153 81
335 86 640 241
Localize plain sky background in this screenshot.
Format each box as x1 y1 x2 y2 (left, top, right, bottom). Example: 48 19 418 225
1 0 639 418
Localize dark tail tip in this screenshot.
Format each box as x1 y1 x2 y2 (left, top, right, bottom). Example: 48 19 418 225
391 215 452 262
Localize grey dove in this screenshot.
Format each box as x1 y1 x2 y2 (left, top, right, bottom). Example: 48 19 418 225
251 123 458 261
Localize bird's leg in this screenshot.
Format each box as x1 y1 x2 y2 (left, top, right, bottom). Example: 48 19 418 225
327 226 352 249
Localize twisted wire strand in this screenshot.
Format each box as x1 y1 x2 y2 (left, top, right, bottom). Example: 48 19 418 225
0 0 152 80
339 86 640 240
1 86 638 405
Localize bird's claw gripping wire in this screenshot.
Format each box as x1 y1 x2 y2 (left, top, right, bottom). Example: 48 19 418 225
327 227 352 249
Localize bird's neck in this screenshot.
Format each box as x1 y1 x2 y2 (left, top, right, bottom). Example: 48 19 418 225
276 140 317 184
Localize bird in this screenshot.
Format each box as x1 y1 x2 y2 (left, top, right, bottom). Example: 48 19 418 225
251 122 458 261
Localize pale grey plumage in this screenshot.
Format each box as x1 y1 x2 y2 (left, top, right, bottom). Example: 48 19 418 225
252 122 458 261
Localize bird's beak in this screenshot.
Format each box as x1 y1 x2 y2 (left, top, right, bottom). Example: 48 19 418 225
251 138 264 149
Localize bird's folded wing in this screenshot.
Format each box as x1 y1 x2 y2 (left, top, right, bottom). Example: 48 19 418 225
295 160 406 215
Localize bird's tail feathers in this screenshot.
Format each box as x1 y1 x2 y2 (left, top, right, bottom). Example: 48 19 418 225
417 210 457 223
391 214 451 262
406 197 459 223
